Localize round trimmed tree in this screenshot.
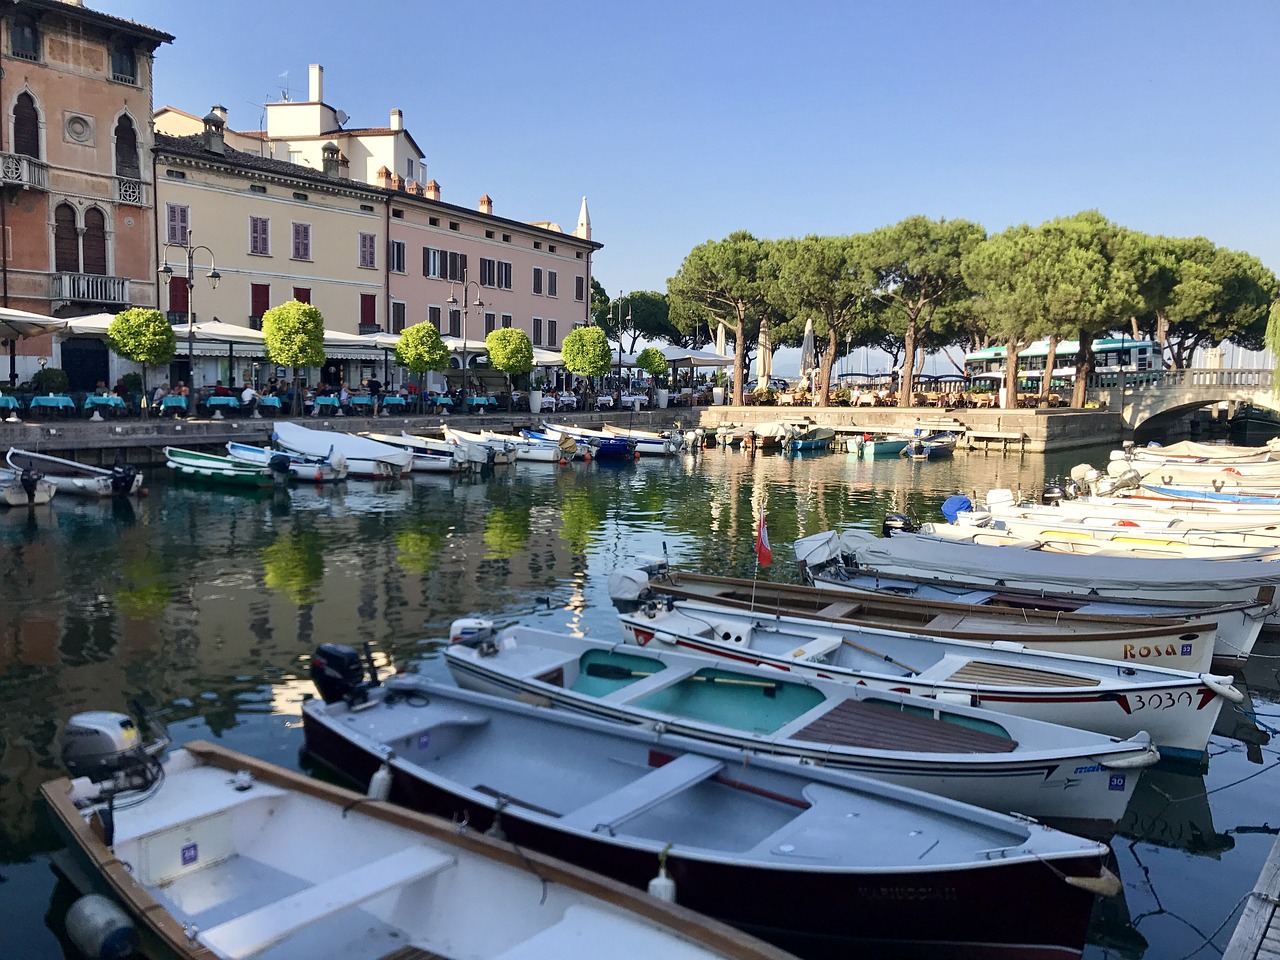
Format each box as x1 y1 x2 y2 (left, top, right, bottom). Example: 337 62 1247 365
562 326 612 406
636 346 669 401
395 321 451 402
485 328 533 411
108 307 176 413
262 299 326 414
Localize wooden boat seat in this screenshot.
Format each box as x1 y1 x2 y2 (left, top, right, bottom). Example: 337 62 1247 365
200 845 456 959
794 699 1018 754
945 659 1100 688
782 635 843 661
560 753 724 835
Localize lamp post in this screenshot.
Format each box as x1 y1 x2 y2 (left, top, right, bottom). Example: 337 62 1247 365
446 277 483 411
611 297 632 393
158 230 219 406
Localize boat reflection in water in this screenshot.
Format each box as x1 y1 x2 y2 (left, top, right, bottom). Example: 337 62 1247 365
1118 768 1234 859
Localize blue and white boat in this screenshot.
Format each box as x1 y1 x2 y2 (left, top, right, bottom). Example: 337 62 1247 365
225 441 348 482
540 422 635 459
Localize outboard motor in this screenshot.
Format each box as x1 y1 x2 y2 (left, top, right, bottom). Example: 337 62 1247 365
881 513 917 537
940 495 973 524
1042 484 1066 505
1112 468 1143 493
268 453 293 485
311 644 373 706
449 617 498 656
19 468 40 503
60 707 167 807
109 464 137 497
1068 464 1094 487
608 568 654 613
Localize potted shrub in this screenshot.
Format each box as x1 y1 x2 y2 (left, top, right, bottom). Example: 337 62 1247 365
529 374 548 416
636 347 669 408
711 369 727 406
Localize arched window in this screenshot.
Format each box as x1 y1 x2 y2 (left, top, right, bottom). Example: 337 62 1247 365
54 204 79 273
110 42 136 84
114 115 139 179
83 208 107 275
11 15 39 61
13 92 40 158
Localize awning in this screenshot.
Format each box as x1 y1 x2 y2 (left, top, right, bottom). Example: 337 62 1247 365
0 306 66 339
661 346 734 367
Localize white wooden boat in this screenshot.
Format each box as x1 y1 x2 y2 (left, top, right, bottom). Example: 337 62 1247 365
1141 482 1280 505
796 526 1280 627
1116 440 1277 465
1115 458 1280 487
611 566 1219 672
602 423 687 453
481 428 574 462
542 422 636 458
444 620 1157 836
225 441 348 482
43 733 788 960
6 448 140 497
996 487 1280 532
442 424 519 464
273 423 411 478
0 465 56 505
850 433 911 459
302 649 1119 959
902 432 957 460
355 431 467 472
614 588 1242 761
164 447 280 489
381 430 490 470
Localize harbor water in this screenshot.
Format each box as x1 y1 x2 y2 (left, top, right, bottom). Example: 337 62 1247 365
1 440 1277 959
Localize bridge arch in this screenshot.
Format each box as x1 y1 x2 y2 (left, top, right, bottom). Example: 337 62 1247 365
1090 368 1277 435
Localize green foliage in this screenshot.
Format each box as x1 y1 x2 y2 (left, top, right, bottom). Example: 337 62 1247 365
590 277 610 326
30 367 69 393
120 372 143 394
395 321 450 375
262 300 326 369
484 328 533 375
561 326 612 378
107 308 177 367
635 346 668 385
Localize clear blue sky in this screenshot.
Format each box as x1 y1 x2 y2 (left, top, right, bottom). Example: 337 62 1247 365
102 0 1280 370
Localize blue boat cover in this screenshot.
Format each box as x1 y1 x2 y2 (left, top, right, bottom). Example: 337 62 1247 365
941 495 974 523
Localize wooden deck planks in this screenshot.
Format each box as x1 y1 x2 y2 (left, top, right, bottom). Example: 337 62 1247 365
1223 832 1280 960
796 699 1018 754
947 660 1101 688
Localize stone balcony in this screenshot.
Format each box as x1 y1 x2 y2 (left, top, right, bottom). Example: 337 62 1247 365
0 151 48 191
51 272 131 306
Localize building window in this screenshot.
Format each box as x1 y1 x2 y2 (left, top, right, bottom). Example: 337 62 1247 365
13 92 40 159
548 244 556 253
532 267 543 295
389 240 406 274
288 150 302 165
168 271 189 315
391 301 406 333
479 258 496 287
406 159 415 180
533 241 542 250
547 320 558 347
359 232 377 269
54 203 79 272
250 184 267 194
547 271 558 298
293 287 311 304
392 208 405 219
429 217 439 227
501 313 512 329
166 203 189 245
428 305 441 330
575 276 585 302
448 308 461 337
484 229 494 239
165 169 186 179
360 293 377 328
293 191 309 201
497 261 512 290
502 234 511 243
447 251 467 282
291 222 311 260
249 216 270 256
11 15 39 61
576 251 584 259
449 221 460 231
114 115 140 179
484 312 496 335
423 247 443 279
250 283 271 323
360 203 374 211
110 42 137 84
532 318 543 346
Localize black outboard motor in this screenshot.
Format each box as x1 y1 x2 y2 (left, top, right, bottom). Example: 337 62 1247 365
110 464 137 497
311 644 370 705
881 513 917 537
19 468 40 503
1042 484 1066 505
268 453 293 484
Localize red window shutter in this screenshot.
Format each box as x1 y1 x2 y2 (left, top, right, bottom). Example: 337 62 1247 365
293 287 311 304
169 275 189 314
360 293 377 325
82 208 107 275
54 204 79 272
250 283 270 317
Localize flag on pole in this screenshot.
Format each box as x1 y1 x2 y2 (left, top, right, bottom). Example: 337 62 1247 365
756 514 772 567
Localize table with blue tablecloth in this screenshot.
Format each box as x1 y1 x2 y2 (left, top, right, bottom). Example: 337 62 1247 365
29 394 76 414
349 395 373 412
83 395 127 416
206 396 240 416
465 396 497 411
0 395 19 411
258 395 282 411
381 395 406 411
310 396 342 416
160 396 187 414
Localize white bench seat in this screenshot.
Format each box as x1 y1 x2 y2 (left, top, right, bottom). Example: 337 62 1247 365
560 753 724 835
199 845 455 959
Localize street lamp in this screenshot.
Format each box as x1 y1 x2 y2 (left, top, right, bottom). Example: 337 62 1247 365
158 230 219 408
446 277 483 410
611 297 632 391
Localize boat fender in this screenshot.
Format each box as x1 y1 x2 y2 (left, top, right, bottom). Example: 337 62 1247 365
648 843 676 902
989 640 1025 653
1202 674 1245 703
367 762 392 800
1064 866 1122 898
933 689 978 707
66 894 137 960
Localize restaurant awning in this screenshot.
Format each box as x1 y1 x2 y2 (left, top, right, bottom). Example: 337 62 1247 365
0 306 66 339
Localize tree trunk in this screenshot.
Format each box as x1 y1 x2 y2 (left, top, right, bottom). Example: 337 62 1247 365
1038 336 1058 407
292 366 300 416
141 362 148 418
1070 328 1094 408
1003 339 1021 409
731 312 746 406
817 328 837 407
901 316 918 408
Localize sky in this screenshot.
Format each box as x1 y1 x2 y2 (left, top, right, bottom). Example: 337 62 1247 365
99 0 1280 376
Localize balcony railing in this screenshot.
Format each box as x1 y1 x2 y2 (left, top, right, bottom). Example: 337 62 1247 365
167 311 197 325
115 177 147 205
358 323 383 335
0 152 48 191
51 272 130 305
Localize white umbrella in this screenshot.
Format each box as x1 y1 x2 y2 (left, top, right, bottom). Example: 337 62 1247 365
714 321 727 357
798 316 816 389
0 305 66 339
758 322 773 382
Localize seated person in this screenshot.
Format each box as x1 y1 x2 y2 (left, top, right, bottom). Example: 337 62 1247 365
240 383 260 414
212 379 232 397
152 382 170 405
112 378 129 399
95 380 109 396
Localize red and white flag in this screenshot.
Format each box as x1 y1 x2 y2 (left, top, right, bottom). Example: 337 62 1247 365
756 513 772 567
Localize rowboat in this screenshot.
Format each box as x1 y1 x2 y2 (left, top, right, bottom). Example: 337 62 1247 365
273 422 411 478
42 728 788 960
796 526 1280 627
444 620 1157 836
482 428 575 462
541 422 636 458
442 424 520 464
715 422 797 450
225 441 348 482
1115 439 1279 465
0 465 56 505
546 421 674 456
602 422 688 453
164 446 280 488
6 448 140 497
996 487 1280 531
850 433 911 459
902 432 957 460
613 589 1242 761
610 565 1219 671
1141 482 1280 505
357 431 471 472
783 425 835 452
301 647 1119 959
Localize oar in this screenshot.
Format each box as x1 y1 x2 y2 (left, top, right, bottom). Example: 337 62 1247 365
585 662 779 697
840 637 921 675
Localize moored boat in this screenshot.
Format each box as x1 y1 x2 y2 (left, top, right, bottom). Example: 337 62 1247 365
274 422 411 478
482 427 575 462
6 447 139 498
164 446 280 488
902 432 957 460
41 715 788 960
442 424 520 464
302 647 1119 959
850 432 911 459
363 430 484 471
541 422 636 458
0 465 56 505
225 441 348 482
784 425 835 452
444 620 1157 836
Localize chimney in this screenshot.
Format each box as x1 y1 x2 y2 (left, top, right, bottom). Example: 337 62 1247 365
376 166 393 189
405 180 420 196
202 109 226 155
390 172 405 192
309 64 324 103
478 194 493 216
211 104 228 123
322 141 340 177
424 179 440 201
390 109 403 131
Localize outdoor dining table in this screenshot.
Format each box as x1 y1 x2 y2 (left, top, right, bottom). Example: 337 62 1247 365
349 395 374 411
83 395 126 416
30 394 76 413
0 395 19 411
206 396 240 417
160 396 188 413
465 396 496 410
381 395 406 410
311 396 342 414
257 395 282 410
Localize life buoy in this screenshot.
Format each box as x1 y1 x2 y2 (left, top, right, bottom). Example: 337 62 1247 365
1113 519 1139 527
1223 467 1242 476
